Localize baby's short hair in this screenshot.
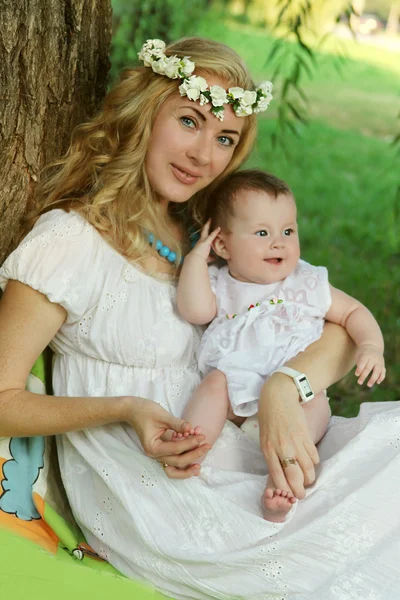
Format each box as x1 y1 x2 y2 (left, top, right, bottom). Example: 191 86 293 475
207 169 292 231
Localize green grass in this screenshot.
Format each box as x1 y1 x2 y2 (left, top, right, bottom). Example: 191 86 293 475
194 17 399 416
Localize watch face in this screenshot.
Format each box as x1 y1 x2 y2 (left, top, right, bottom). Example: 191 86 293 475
299 376 313 398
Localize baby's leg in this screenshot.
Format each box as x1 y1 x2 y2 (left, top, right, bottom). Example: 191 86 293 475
262 391 331 522
180 370 230 464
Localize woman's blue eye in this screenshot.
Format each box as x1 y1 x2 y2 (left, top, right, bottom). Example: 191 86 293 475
284 228 294 236
256 230 268 237
218 136 234 147
181 117 196 128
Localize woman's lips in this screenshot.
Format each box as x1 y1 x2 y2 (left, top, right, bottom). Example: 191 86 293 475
171 165 200 185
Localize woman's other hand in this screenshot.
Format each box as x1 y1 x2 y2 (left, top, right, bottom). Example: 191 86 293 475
258 374 319 500
259 322 355 498
125 397 211 479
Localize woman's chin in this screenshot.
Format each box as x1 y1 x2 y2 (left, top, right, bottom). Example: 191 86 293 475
158 186 199 205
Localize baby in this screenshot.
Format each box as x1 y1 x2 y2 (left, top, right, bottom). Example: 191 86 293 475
176 169 385 522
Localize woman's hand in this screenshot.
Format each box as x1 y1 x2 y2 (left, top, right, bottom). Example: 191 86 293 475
125 397 211 479
258 323 355 498
258 374 319 499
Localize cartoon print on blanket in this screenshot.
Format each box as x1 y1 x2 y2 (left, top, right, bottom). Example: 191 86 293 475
0 436 45 520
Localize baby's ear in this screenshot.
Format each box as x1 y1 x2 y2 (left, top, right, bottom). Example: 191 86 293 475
212 233 230 261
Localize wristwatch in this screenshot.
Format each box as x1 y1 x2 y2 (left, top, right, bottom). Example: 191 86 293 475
272 366 314 403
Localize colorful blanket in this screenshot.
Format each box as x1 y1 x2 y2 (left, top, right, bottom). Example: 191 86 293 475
0 352 165 598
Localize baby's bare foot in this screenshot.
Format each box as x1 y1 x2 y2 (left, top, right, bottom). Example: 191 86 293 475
172 425 203 440
262 488 297 523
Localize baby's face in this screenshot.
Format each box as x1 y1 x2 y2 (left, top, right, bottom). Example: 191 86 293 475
220 189 300 284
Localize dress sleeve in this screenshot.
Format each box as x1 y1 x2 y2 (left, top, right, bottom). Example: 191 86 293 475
0 210 102 323
294 260 332 317
314 265 332 315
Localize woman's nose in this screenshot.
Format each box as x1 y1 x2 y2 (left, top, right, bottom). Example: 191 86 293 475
187 137 212 166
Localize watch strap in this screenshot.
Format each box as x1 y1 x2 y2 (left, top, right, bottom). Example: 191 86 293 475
273 366 303 379
272 366 315 403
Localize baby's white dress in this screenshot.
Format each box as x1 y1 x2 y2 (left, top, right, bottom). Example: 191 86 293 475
198 263 331 416
2 209 400 600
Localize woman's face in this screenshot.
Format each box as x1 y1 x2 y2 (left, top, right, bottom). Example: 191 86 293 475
145 77 245 208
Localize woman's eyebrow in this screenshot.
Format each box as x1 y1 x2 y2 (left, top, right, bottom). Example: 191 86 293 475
182 105 207 122
221 129 240 136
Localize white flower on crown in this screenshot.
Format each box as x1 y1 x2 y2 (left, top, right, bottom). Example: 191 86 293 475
151 57 167 75
138 39 274 118
209 85 228 107
199 94 210 106
213 109 225 122
163 55 182 79
228 87 245 100
235 103 253 117
258 81 273 95
138 39 166 66
179 75 208 101
241 90 257 107
180 57 196 77
254 96 272 113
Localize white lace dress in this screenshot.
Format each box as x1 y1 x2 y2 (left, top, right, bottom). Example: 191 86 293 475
198 263 331 416
2 209 400 600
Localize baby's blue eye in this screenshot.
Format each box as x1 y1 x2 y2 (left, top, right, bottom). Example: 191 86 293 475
256 230 268 237
284 228 294 236
181 117 196 128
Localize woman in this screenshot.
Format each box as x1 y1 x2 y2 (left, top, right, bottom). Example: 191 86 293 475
0 37 396 599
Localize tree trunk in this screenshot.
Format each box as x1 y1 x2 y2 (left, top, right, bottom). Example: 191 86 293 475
0 0 112 264
386 1 400 35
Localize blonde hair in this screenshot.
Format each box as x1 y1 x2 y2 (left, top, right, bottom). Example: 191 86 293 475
21 37 258 267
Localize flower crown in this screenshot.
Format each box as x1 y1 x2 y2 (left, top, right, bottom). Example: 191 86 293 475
138 39 273 122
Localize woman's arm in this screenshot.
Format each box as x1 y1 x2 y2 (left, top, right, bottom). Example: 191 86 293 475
258 322 356 498
0 280 129 436
0 281 209 477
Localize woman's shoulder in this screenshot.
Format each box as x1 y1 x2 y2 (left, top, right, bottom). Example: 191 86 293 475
0 210 109 322
33 208 94 238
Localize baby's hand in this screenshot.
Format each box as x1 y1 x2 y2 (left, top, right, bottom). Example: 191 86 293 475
355 344 386 387
189 219 220 262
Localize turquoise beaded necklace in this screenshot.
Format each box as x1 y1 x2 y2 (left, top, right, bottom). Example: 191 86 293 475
148 229 200 265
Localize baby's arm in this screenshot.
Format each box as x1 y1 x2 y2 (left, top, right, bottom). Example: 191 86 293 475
177 221 219 325
326 286 385 387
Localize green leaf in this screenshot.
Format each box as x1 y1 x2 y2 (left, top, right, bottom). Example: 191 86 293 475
287 101 307 124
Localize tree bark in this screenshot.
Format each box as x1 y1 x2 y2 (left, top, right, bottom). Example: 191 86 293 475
0 0 112 263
